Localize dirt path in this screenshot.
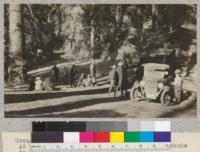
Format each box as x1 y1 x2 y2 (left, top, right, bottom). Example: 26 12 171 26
5 90 196 118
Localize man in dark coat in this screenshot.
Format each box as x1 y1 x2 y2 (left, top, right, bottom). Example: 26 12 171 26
118 61 128 97
108 65 119 97
69 64 76 88
28 76 35 91
51 65 59 83
63 67 69 84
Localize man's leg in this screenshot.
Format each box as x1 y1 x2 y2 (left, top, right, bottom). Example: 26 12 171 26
174 86 181 103
177 88 182 103
120 87 123 97
125 87 128 96
116 86 119 93
114 86 117 97
55 75 58 83
109 86 113 96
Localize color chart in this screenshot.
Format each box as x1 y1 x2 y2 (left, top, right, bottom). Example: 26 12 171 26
4 132 200 152
32 121 171 143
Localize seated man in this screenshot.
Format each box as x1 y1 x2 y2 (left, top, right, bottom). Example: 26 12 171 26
85 74 92 87
77 73 85 87
43 76 54 91
35 77 43 91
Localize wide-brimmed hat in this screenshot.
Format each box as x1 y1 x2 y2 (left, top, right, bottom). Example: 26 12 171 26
118 62 124 66
112 65 117 69
175 69 181 74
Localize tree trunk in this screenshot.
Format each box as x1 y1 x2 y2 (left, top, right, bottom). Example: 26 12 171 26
4 5 9 82
152 4 158 30
90 19 96 79
90 19 95 51
9 4 24 84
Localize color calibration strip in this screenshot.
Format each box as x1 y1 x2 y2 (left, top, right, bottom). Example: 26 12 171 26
5 132 200 152
31 131 171 143
32 121 171 143
32 121 171 132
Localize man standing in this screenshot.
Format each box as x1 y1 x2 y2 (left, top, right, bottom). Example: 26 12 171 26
20 64 27 84
69 64 76 88
123 63 128 96
172 69 183 103
118 62 123 97
108 65 119 97
118 61 128 97
51 64 59 83
118 62 124 97
63 67 69 84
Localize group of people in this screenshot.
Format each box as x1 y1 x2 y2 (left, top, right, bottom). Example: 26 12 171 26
108 61 128 97
28 63 97 91
63 64 77 88
28 64 77 91
77 73 96 88
108 60 185 103
28 59 185 104
29 75 55 91
64 65 96 88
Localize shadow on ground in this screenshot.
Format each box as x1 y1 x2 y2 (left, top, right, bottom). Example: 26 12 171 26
33 110 127 118
5 87 109 104
5 96 130 117
158 93 197 117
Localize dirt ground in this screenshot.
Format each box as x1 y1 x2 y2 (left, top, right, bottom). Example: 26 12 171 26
4 88 196 118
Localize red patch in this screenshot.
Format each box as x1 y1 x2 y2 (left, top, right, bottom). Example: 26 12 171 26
94 132 110 142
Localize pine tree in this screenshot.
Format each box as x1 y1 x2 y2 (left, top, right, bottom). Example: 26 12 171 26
8 4 25 84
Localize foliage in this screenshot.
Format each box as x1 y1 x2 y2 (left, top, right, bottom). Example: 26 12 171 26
4 4 197 68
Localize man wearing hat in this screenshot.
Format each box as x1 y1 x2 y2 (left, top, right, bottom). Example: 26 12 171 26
108 65 119 97
172 69 183 103
118 61 128 97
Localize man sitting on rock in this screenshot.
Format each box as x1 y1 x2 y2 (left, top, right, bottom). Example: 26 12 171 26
35 77 43 91
43 75 55 91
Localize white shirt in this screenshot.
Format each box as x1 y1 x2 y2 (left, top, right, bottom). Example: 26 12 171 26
35 80 43 91
174 76 183 87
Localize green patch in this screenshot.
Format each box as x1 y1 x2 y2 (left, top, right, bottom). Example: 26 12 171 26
124 132 140 142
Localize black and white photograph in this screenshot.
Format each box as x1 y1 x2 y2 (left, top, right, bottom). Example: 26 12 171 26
4 4 197 118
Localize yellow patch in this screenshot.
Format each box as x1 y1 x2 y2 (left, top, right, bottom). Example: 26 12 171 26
110 132 124 143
